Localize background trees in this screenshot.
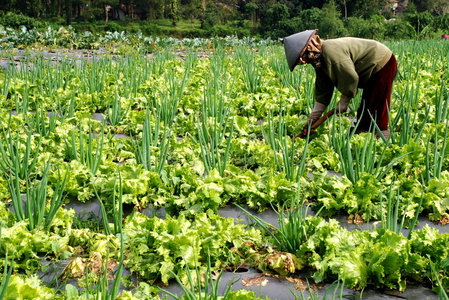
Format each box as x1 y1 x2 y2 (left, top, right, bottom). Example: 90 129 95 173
1 0 449 39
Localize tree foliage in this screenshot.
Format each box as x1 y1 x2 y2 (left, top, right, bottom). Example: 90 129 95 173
1 0 449 39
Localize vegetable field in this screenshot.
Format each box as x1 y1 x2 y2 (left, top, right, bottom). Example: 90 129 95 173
0 38 449 299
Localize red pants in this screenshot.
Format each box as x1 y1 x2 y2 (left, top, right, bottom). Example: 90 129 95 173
357 55 398 131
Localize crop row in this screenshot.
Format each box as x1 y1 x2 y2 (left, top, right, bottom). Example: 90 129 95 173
0 40 448 298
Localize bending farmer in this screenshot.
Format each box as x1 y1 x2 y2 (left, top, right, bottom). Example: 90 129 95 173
283 30 397 139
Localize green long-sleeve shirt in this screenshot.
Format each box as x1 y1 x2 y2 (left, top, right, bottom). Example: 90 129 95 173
315 37 392 105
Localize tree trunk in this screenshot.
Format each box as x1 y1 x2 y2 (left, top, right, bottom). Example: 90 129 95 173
57 0 62 17
66 0 72 24
200 0 207 28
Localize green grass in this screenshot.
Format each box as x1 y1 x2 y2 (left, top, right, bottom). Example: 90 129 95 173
152 19 202 31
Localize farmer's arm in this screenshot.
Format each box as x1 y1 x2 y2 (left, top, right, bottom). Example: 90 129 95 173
309 69 334 123
328 59 359 113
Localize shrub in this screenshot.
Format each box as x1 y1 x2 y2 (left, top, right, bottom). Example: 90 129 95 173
345 15 386 39
318 1 347 38
140 23 162 36
0 12 39 29
276 17 304 37
298 8 322 31
104 21 124 33
404 11 434 35
259 3 290 37
201 7 219 29
384 19 415 39
433 13 449 31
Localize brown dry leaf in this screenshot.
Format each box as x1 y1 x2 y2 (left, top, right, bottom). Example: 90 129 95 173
384 290 401 296
87 252 103 275
264 251 297 275
242 276 269 287
63 257 86 278
241 242 257 249
439 217 449 225
348 213 365 225
211 270 220 281
285 277 308 291
86 252 118 280
114 128 125 134
71 246 84 256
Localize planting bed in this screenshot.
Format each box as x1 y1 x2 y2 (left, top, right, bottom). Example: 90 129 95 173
0 40 449 299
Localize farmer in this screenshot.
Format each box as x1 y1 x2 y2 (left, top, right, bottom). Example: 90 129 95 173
283 30 397 139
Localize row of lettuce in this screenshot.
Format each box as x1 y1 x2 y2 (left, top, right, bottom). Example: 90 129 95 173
0 109 448 222
0 25 275 52
0 40 448 297
1 200 448 298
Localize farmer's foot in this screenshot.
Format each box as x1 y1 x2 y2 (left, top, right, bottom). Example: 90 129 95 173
375 129 390 140
380 129 390 140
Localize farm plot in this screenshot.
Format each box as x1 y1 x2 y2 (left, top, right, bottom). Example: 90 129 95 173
0 39 448 299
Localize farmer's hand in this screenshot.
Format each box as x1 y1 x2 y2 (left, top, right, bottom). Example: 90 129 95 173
336 95 351 114
296 102 326 139
308 101 327 123
296 126 316 139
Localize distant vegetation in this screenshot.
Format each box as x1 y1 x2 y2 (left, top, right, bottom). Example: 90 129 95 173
1 0 449 39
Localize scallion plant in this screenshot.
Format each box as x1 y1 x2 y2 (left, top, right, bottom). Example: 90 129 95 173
0 254 14 299
263 107 308 182
106 92 127 126
269 51 302 99
134 104 173 175
423 122 448 185
27 109 58 138
434 82 449 124
8 161 67 230
55 92 76 121
1 71 10 102
329 120 406 183
75 174 125 299
192 48 235 176
120 56 152 98
389 81 429 145
420 82 449 184
297 279 346 300
134 57 190 174
380 184 405 235
429 257 449 300
235 46 262 93
380 182 422 238
95 171 123 236
160 253 237 300
13 85 30 114
239 201 316 256
64 124 105 176
81 57 108 94
239 135 312 255
195 79 234 176
0 126 41 181
150 50 172 76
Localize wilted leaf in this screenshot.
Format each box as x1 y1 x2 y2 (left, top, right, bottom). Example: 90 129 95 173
347 213 365 225
438 217 449 225
242 276 269 287
63 257 86 278
264 251 299 276
285 277 307 291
